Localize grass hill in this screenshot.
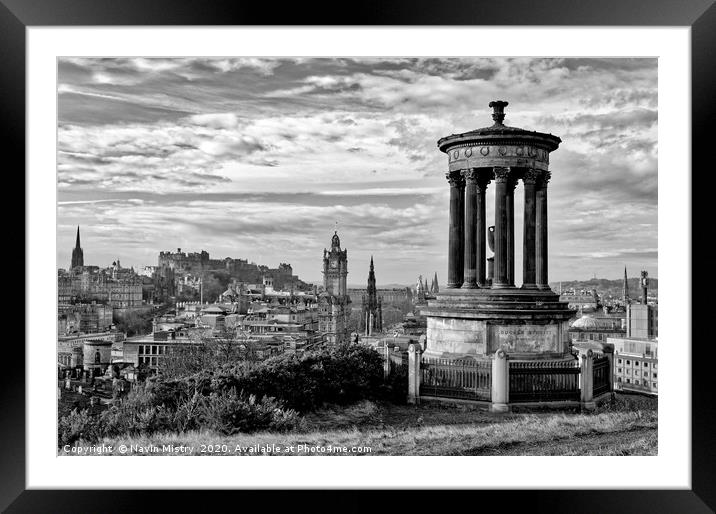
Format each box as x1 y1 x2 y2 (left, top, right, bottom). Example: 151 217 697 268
71 394 656 456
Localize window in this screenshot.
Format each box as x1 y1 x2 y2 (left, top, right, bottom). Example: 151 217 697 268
644 363 649 368
634 379 640 385
617 377 622 382
617 368 622 373
626 360 630 365
653 373 657 378
653 382 658 388
644 371 648 376
626 379 631 383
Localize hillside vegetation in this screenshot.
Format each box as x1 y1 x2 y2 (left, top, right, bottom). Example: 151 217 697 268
64 394 657 456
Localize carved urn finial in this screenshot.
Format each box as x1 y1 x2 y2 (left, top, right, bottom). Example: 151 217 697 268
489 100 509 125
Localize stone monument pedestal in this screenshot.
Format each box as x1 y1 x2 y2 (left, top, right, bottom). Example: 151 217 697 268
421 288 574 360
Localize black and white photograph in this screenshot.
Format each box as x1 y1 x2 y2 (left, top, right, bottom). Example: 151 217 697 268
55 56 659 457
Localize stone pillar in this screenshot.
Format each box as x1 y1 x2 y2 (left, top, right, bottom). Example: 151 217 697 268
446 171 465 288
407 344 422 405
580 349 595 411
492 167 511 288
536 171 551 290
506 178 517 286
457 176 465 287
522 169 539 289
462 169 478 288
491 349 509 412
383 344 390 380
476 175 490 287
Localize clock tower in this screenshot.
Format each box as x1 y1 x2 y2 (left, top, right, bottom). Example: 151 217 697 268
319 231 350 344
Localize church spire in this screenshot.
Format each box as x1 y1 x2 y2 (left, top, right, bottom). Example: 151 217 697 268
623 266 629 304
71 225 84 269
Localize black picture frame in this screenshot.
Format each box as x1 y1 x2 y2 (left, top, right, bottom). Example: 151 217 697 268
4 0 712 511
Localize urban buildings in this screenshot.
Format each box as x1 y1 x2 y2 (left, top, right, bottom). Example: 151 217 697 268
158 248 302 292
58 266 144 309
608 270 658 395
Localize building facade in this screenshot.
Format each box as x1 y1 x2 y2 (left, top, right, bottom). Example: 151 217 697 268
610 337 658 395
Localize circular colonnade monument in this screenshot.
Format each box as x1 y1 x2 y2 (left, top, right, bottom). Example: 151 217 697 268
422 101 575 360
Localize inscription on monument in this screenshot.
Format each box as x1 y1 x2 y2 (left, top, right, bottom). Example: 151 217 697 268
489 324 559 353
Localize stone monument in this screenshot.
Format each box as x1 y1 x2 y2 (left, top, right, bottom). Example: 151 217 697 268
422 101 575 360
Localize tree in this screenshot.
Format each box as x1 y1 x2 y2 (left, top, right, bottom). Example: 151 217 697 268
114 310 153 337
159 327 258 379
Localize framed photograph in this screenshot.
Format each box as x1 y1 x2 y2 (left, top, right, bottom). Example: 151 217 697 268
6 0 712 511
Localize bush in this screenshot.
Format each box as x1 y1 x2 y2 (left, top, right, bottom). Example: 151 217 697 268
199 388 303 435
384 363 408 404
58 408 99 447
58 343 386 447
59 383 302 447
202 342 385 411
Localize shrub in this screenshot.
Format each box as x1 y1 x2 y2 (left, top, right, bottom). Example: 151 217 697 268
383 363 408 404
58 343 386 448
58 408 99 447
199 388 303 435
202 342 385 412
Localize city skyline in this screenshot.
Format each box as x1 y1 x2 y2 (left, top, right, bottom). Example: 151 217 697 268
57 57 657 283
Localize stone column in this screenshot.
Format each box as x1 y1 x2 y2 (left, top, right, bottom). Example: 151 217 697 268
383 344 390 380
492 167 511 288
506 177 517 286
491 349 509 412
457 176 465 286
462 169 478 288
580 349 596 411
536 171 551 290
407 343 421 405
476 175 490 287
446 171 465 288
522 169 539 289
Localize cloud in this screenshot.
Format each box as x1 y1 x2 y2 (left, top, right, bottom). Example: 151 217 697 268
57 57 658 282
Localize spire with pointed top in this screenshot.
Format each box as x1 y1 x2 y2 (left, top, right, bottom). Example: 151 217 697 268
363 256 381 335
71 226 84 269
431 272 439 294
623 266 629 304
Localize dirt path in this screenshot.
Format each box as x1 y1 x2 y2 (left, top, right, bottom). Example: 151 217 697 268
457 426 657 456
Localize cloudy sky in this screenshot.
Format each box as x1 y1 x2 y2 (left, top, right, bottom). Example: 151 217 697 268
57 57 657 285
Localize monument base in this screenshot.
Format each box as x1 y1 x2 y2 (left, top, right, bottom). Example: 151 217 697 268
420 287 575 360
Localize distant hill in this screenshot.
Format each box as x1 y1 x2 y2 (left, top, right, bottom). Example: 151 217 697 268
348 283 410 290
551 277 658 298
